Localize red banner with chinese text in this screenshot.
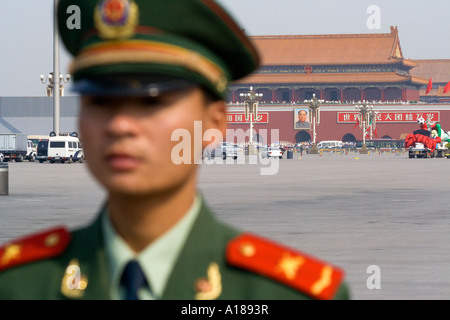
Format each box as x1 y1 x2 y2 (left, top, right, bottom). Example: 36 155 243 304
337 111 440 123
227 113 269 124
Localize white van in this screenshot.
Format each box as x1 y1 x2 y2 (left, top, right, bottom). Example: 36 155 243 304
317 140 343 149
47 135 84 163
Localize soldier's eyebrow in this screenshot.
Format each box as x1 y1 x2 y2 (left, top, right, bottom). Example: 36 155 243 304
83 87 199 108
83 95 161 107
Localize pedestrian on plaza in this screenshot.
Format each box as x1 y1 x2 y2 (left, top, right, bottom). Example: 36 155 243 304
0 0 350 300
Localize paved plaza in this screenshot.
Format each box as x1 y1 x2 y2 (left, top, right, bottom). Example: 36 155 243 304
1 151 449 300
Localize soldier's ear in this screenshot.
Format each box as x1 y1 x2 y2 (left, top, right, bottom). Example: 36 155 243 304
202 100 227 149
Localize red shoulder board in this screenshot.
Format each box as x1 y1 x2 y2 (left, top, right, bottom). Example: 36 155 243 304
0 226 71 272
226 233 345 300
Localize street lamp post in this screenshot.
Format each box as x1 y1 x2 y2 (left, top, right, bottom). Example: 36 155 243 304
240 87 263 155
39 0 70 136
40 73 71 97
53 0 60 136
40 72 70 134
355 101 373 154
305 93 323 154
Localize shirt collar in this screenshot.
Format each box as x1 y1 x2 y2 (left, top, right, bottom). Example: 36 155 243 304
102 193 201 299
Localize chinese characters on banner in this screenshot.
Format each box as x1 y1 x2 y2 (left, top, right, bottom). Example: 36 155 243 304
227 113 269 124
337 111 440 123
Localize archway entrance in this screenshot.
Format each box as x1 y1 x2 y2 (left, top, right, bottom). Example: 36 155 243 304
295 131 311 143
342 133 356 142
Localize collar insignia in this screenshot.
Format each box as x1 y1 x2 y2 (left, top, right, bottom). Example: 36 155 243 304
61 259 88 299
194 262 222 300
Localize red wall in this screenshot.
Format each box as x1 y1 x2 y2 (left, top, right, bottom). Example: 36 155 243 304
402 88 420 101
226 105 450 145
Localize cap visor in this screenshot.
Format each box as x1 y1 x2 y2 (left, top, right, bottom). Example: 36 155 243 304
71 77 197 96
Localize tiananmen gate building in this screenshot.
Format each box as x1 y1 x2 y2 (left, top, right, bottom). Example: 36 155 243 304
223 27 450 145
0 28 449 148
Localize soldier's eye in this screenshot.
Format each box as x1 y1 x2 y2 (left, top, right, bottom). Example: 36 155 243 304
139 96 162 107
86 96 111 107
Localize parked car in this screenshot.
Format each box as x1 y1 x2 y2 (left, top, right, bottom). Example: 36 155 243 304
47 135 84 163
262 147 283 159
206 142 239 160
408 142 430 158
0 133 36 162
433 142 448 158
317 140 343 149
36 139 49 163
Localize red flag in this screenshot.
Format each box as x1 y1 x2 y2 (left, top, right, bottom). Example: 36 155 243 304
426 78 433 95
353 118 359 129
444 81 450 94
374 127 378 138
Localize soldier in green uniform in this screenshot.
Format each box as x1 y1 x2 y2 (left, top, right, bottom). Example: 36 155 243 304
0 0 350 300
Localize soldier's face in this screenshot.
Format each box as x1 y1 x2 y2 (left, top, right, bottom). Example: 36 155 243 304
79 87 226 197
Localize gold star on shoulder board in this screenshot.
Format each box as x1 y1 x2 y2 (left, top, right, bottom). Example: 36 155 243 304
1 244 22 266
277 253 305 280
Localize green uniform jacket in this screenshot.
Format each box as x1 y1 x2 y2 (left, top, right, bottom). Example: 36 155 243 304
0 201 350 300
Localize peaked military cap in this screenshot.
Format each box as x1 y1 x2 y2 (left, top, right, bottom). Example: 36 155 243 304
57 0 260 98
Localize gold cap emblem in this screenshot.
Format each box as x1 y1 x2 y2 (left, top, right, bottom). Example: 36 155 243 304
94 0 139 40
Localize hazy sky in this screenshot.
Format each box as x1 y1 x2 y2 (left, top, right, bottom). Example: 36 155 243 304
0 0 449 97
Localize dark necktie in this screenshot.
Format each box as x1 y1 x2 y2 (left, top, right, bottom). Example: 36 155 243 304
120 260 148 300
